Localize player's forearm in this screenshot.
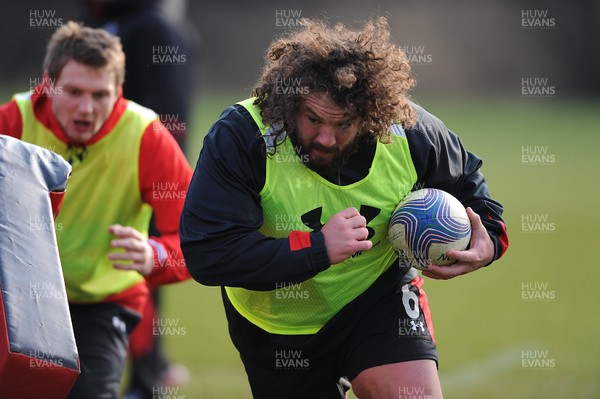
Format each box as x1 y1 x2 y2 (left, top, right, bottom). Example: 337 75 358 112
146 233 191 285
450 152 509 263
181 228 330 290
406 104 509 263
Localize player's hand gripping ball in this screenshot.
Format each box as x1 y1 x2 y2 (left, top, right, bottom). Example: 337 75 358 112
388 188 471 270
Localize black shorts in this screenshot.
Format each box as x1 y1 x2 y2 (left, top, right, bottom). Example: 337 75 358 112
67 302 141 399
223 265 438 399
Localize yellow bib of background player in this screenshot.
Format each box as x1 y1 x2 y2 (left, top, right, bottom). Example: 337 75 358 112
225 98 418 334
15 93 155 303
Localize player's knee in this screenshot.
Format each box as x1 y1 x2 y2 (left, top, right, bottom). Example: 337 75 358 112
351 371 385 399
351 361 443 399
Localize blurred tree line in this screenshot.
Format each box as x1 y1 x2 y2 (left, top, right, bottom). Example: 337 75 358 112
0 0 598 98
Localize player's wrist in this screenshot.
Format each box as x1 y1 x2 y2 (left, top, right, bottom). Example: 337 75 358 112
309 231 331 272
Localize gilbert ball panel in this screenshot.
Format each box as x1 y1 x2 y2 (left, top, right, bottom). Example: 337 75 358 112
388 188 471 270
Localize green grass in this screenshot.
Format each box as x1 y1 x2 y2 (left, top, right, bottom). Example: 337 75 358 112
142 93 600 398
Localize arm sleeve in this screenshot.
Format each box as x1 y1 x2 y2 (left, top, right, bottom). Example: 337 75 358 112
406 103 509 263
138 121 193 285
179 106 330 291
0 100 23 139
0 101 70 216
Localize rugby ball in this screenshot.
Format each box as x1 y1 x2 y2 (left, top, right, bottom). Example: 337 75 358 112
388 188 471 269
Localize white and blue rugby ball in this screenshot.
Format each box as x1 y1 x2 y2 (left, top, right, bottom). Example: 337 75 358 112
388 188 471 269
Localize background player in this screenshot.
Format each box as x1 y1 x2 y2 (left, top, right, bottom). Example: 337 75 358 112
0 21 192 398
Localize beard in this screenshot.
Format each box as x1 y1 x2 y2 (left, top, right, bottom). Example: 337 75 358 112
287 129 362 176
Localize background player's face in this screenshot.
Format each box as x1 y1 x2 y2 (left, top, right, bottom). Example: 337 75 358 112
51 60 119 144
293 91 362 173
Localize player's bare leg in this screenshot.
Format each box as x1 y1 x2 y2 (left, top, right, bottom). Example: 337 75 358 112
350 359 443 399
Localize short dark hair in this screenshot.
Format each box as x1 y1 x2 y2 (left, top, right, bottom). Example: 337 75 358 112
43 21 125 86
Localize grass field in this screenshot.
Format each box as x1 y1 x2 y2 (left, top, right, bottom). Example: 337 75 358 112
138 92 600 398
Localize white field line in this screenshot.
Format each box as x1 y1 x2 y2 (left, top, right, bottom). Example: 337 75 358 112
439 342 542 391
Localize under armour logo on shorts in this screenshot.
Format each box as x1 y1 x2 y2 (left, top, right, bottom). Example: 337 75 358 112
112 316 126 333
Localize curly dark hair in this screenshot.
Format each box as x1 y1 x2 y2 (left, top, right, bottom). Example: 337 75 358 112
252 17 416 144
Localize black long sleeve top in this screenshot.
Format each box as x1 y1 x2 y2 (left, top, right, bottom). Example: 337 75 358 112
180 101 509 291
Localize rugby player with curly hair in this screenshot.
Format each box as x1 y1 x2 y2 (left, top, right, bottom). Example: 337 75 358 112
181 17 508 398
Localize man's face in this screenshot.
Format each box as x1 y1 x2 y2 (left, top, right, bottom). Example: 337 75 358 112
51 60 119 144
291 92 362 174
